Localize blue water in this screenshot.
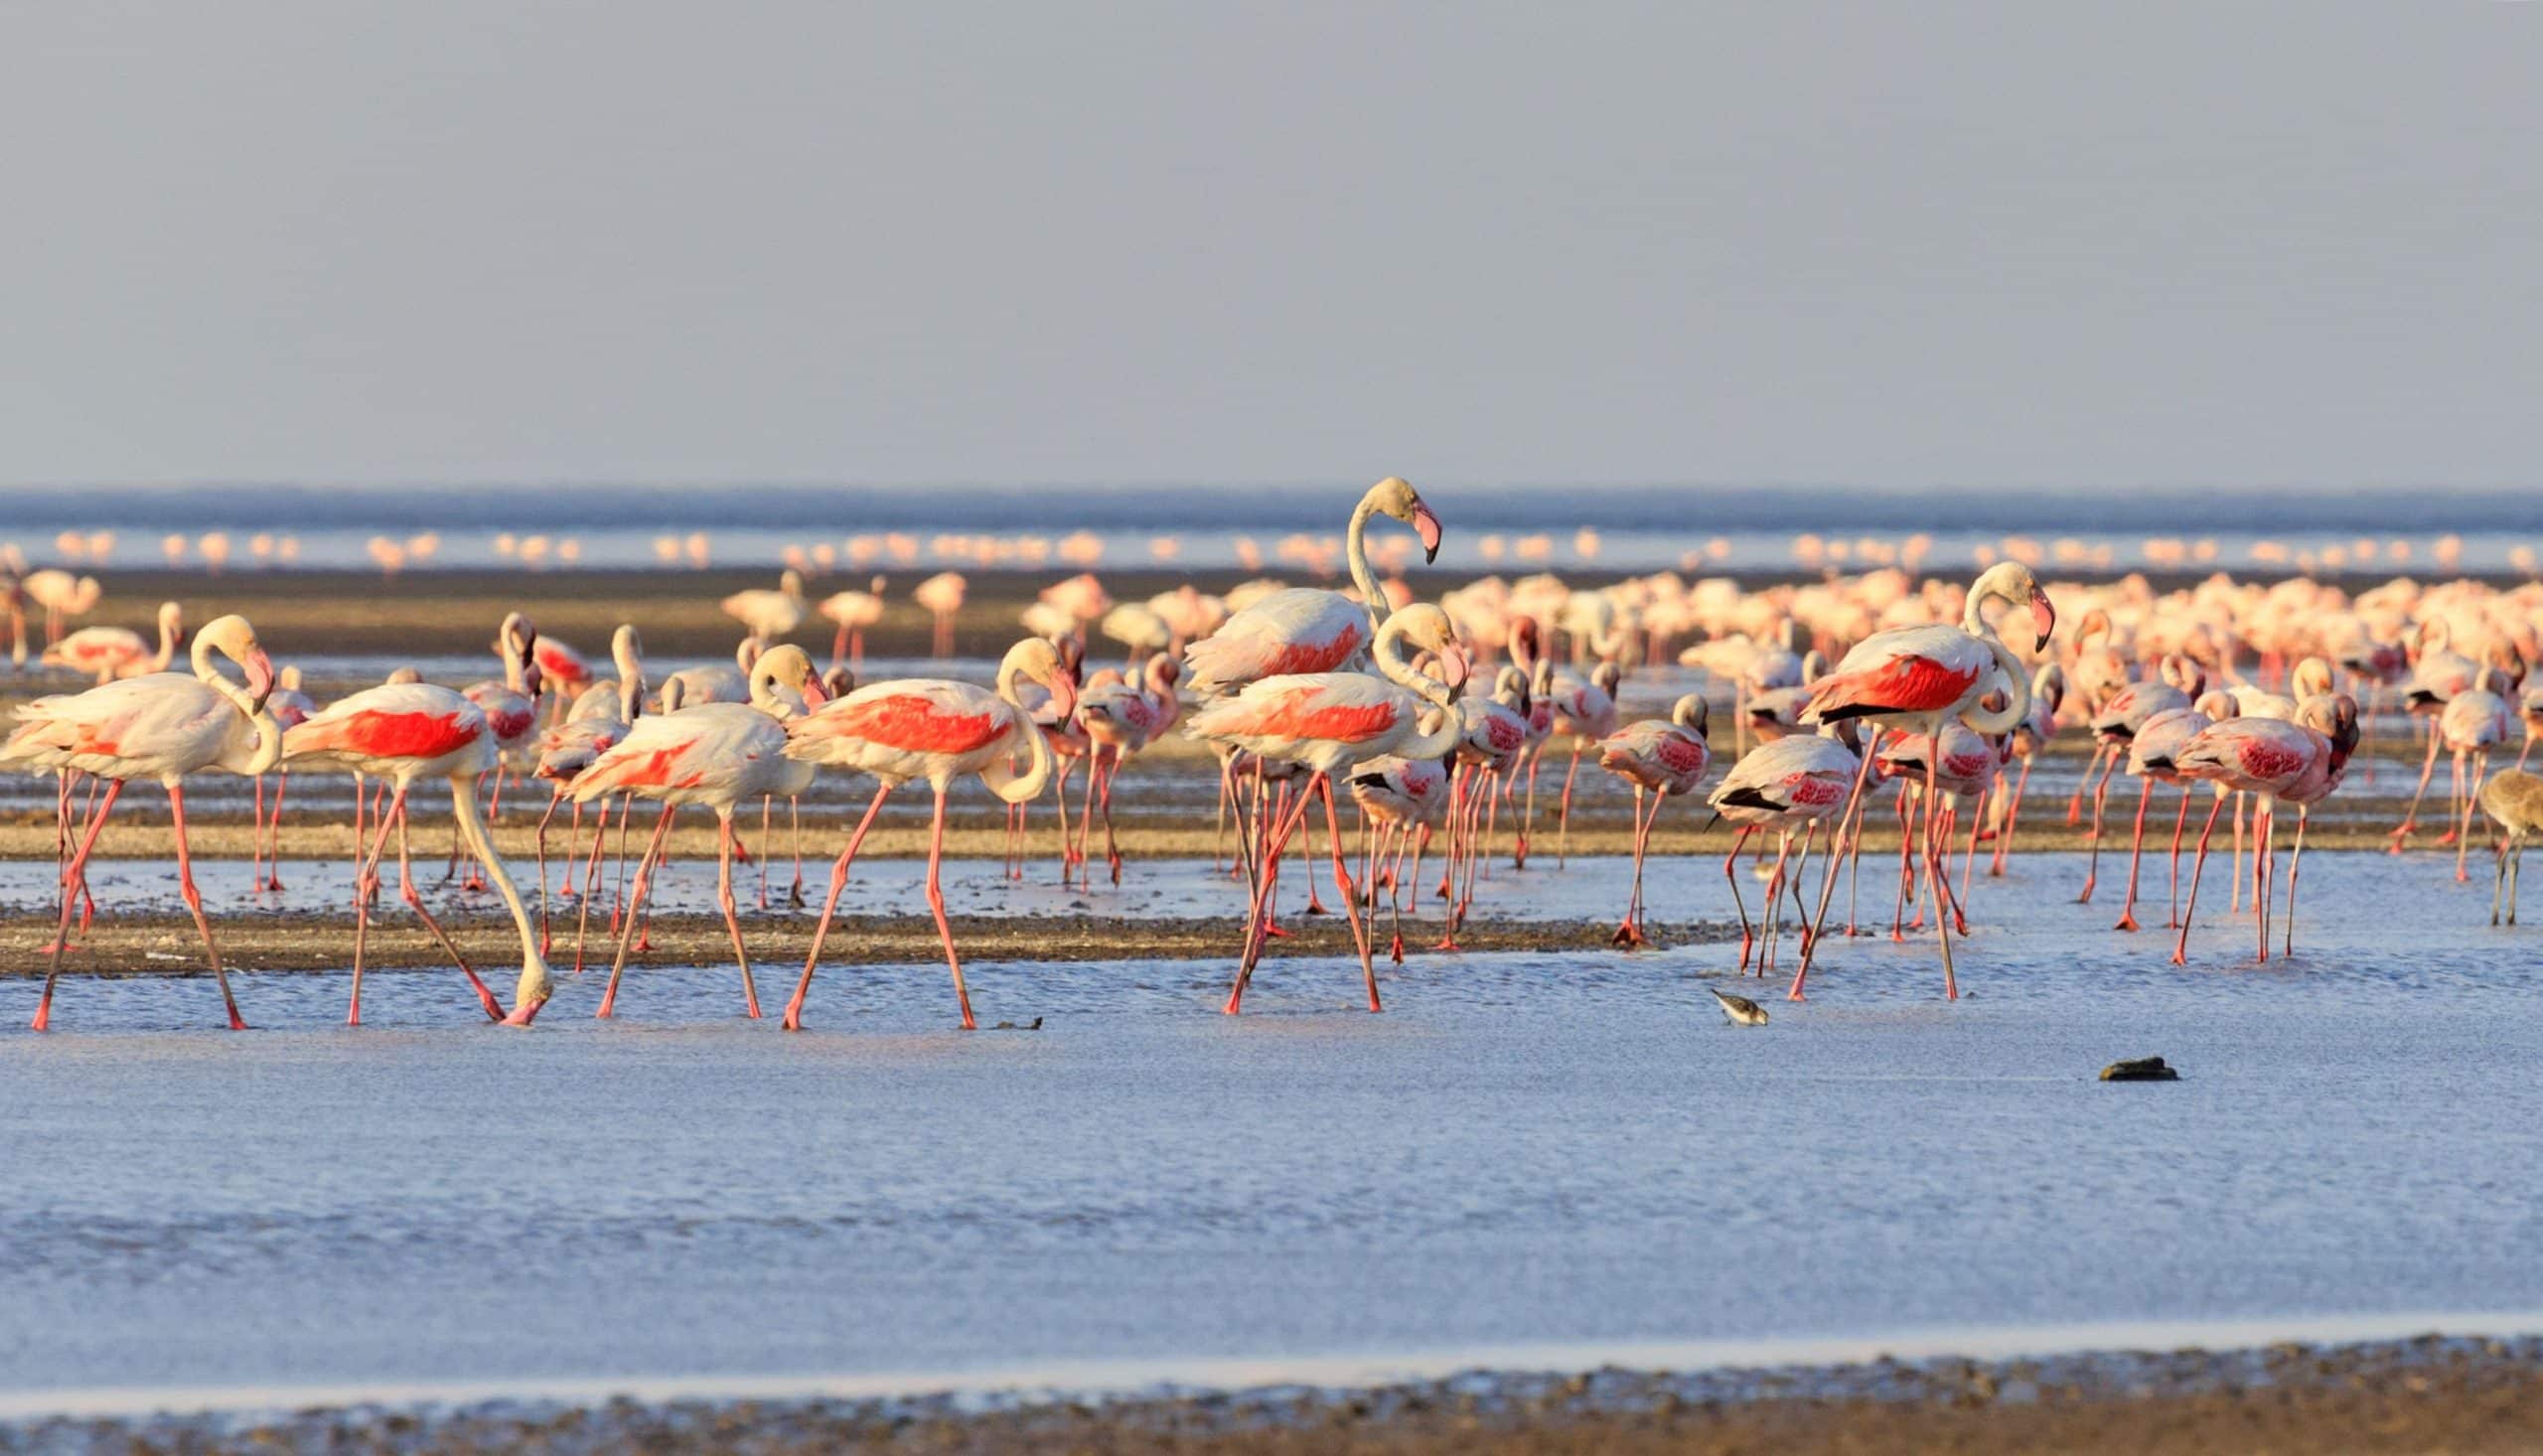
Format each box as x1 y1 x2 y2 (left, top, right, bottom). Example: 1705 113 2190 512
2 849 2539 1411
5 482 2538 573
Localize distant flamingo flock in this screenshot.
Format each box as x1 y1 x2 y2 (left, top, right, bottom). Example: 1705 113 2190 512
22 476 2543 1037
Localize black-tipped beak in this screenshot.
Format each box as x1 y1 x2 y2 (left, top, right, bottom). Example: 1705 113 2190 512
2030 590 2056 655
1413 502 1442 564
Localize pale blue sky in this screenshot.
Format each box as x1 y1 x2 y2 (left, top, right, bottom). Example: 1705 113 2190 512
2 3 2535 488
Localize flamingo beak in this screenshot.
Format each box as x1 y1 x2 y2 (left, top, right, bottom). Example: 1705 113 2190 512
1438 641 1472 691
1412 502 1443 564
2029 590 2056 654
245 650 278 711
1048 670 1079 722
800 673 828 708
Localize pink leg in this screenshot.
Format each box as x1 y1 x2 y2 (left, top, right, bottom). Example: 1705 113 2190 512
344 781 402 1026
716 812 764 1018
395 796 506 1020
2115 777 2152 932
32 779 123 1031
2170 795 2231 965
166 783 248 1030
1317 775 1383 1012
923 784 978 1029
783 782 894 1030
597 802 678 1019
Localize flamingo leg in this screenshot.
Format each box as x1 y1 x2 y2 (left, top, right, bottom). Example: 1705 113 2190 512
789 797 805 906
2170 795 2231 965
1792 723 1882 998
2115 777 2152 932
2391 722 2441 846
1991 757 2032 877
1614 787 1652 947
32 779 122 1031
716 812 764 1018
2254 802 2274 962
596 802 678 1019
1228 783 1318 1013
571 794 616 972
2066 742 2106 826
534 790 564 954
2168 788 2192 928
783 782 893 1030
923 783 978 1030
1316 775 1382 1011
345 782 402 1026
1516 754 1541 868
252 775 267 893
264 773 288 892
1556 746 1582 867
758 795 774 909
394 796 505 1021
2458 751 2487 883
1923 754 1956 999
1724 824 1756 971
2078 754 2112 901
2285 804 2311 956
2439 749 2466 850
165 783 247 1031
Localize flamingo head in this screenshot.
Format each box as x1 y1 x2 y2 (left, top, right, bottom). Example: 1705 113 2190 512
2303 692 2361 765
1012 637 1079 721
197 614 276 709
1672 693 1710 735
755 644 824 709
821 666 855 701
1371 477 1442 563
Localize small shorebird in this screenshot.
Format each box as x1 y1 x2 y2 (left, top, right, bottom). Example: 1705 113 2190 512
1709 985 1769 1026
2479 768 2543 926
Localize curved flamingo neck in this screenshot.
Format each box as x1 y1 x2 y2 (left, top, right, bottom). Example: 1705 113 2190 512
1372 614 1454 709
1345 490 1388 639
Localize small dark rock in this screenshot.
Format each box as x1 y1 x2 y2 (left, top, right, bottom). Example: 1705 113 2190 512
2100 1056 2180 1082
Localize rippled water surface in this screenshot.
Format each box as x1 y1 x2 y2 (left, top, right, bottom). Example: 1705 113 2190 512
3 849 2540 1408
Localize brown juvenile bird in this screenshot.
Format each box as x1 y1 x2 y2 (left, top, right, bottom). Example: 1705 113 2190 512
1709 985 1769 1026
2478 768 2543 926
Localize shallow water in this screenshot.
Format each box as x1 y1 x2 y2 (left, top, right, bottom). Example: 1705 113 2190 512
3 846 2540 1410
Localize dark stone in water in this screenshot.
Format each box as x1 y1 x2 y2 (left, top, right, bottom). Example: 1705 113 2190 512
990 1017 1044 1031
2100 1056 2180 1082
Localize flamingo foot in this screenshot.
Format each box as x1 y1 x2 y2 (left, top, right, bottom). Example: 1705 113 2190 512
2076 876 2096 903
2115 912 2140 932
1610 921 1646 948
1389 932 1405 963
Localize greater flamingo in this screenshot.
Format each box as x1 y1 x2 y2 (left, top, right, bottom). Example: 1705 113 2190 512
574 646 827 1020
1706 728 1858 986
722 569 809 646
44 601 182 683
1796 562 2051 998
780 637 1080 1030
283 679 556 1026
3 615 279 1031
2169 693 2358 963
1594 693 1713 947
818 575 888 669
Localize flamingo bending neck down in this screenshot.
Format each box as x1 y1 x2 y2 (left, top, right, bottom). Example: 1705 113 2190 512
2 615 279 1031
780 637 1080 1030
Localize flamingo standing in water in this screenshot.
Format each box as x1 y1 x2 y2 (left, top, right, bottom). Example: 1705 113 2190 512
912 571 968 659
283 679 554 1026
574 647 827 1020
2 615 280 1030
1707 727 1859 981
529 625 647 949
819 575 888 670
781 637 1080 1030
2109 697 2217 934
2390 620 2477 846
1185 604 1467 1015
2079 655 2202 903
2440 665 2518 883
1594 694 1714 947
1794 562 2050 999
723 569 808 646
44 602 183 683
2169 693 2358 963
20 570 100 646
1347 753 1450 962
1073 655 1183 886
1545 660 1620 868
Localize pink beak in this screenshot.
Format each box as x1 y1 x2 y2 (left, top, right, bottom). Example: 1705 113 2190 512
800 674 828 708
244 650 278 711
1413 502 1443 564
1048 671 1079 722
2030 590 2056 654
1437 641 1471 692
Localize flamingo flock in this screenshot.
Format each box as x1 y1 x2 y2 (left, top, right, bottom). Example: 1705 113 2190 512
15 483 2543 1040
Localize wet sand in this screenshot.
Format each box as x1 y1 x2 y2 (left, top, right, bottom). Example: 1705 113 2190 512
14 1335 2542 1454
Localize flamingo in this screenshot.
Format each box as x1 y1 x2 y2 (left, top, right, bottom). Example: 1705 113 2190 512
573 646 827 1020
2 615 279 1031
1546 660 1621 867
282 678 555 1027
1073 655 1182 886
1431 665 1533 948
1594 693 1713 947
450 612 544 889
1795 561 2050 999
1706 728 1859 985
1988 662 2065 877
2169 692 2358 963
912 571 968 658
780 637 1080 1030
44 602 182 683
2109 700 2215 934
529 625 647 948
2391 619 2477 845
1184 604 1467 1015
2079 654 2203 902
818 575 888 670
20 569 100 645
1182 477 1443 695
2440 665 2518 883
1347 753 1450 962
722 568 808 646
1869 721 2004 945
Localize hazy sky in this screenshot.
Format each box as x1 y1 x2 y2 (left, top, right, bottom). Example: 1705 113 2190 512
3 3 2535 489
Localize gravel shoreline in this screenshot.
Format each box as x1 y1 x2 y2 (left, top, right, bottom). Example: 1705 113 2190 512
9 1334 2541 1454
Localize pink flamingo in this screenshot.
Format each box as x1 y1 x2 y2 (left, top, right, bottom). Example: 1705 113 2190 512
722 569 808 646
573 646 827 1020
1430 666 1533 948
529 625 647 950
1594 693 1714 947
1795 562 2051 999
5 615 278 1030
20 570 101 646
2169 692 2359 963
282 679 554 1026
1546 660 1621 867
2109 698 2217 933
1073 655 1182 885
780 637 1080 1030
819 575 888 670
912 571 968 659
2078 654 2203 902
1706 729 1858 988
1185 604 1466 1015
1347 753 1450 962
2440 665 2518 882
451 612 544 889
1988 662 2066 877
2391 620 2477 845
44 602 182 683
